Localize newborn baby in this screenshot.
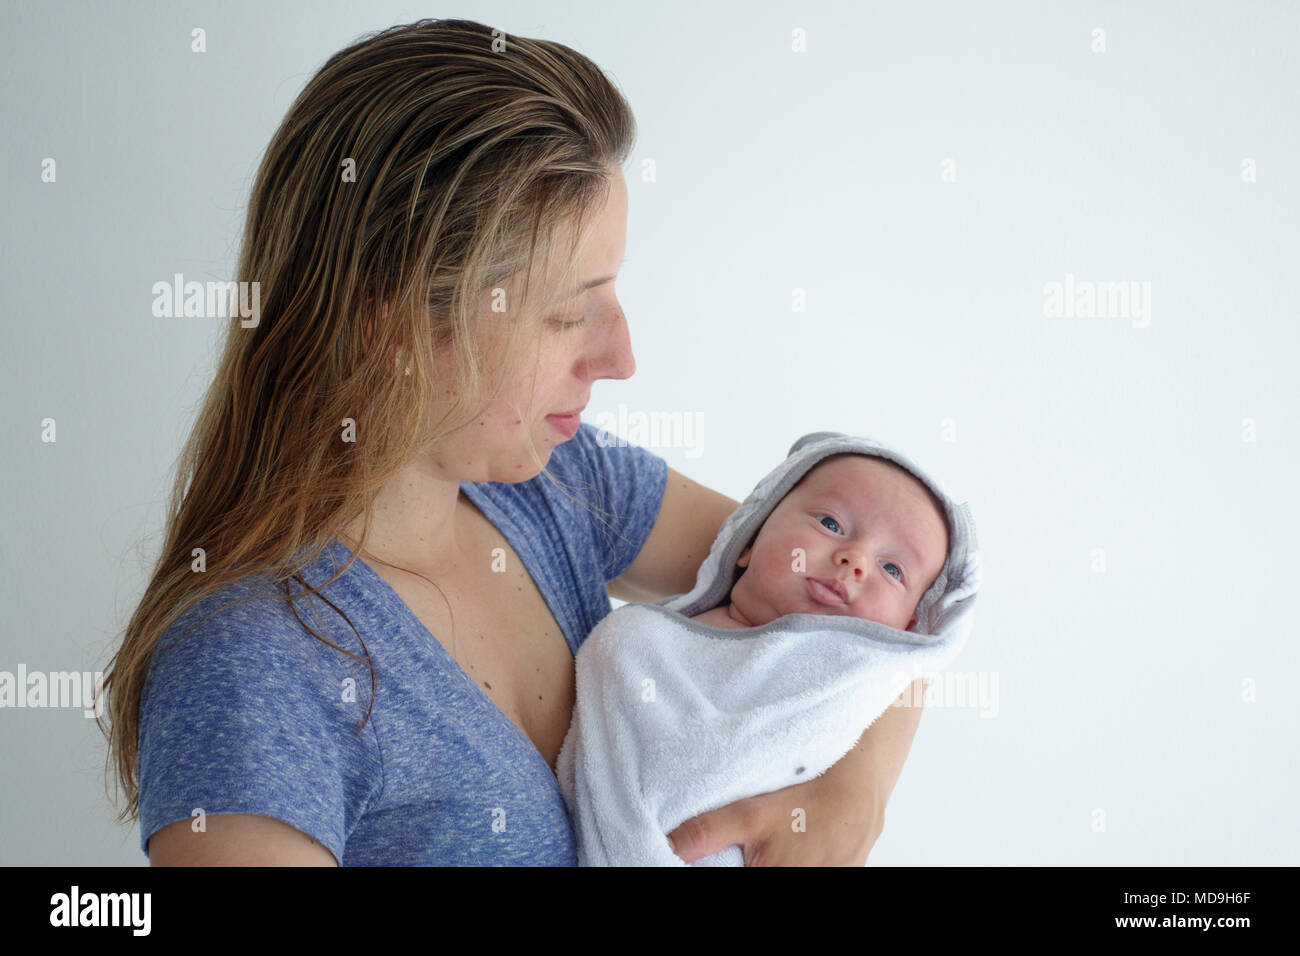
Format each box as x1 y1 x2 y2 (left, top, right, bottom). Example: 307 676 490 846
556 432 979 867
689 452 951 635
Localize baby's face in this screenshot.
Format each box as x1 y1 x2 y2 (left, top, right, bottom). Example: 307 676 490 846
729 455 950 631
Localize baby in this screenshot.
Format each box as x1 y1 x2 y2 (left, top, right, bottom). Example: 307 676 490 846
557 438 975 867
689 451 952 635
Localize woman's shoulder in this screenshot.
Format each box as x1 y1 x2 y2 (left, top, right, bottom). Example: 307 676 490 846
138 562 383 775
144 562 370 703
136 566 384 864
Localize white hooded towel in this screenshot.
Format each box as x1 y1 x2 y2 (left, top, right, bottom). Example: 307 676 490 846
555 431 982 866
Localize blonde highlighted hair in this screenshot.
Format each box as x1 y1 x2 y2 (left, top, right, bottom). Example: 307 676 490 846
99 18 636 823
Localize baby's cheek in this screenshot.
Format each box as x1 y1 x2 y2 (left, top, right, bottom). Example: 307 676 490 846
783 544 811 575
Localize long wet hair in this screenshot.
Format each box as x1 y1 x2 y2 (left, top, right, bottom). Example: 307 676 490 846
98 18 636 824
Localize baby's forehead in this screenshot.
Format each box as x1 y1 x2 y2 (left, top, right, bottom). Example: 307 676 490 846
797 454 921 498
791 455 950 541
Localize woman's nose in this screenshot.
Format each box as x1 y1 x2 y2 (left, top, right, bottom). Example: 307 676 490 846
579 304 636 381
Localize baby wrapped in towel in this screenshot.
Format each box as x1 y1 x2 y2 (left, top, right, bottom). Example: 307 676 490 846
556 431 981 866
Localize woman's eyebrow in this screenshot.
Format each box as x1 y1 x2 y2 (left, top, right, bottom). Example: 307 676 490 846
560 255 627 300
562 274 616 299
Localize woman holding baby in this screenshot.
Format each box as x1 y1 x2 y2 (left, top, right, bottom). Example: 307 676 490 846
99 18 926 866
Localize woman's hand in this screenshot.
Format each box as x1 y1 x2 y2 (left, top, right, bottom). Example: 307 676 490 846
667 772 884 866
665 677 927 866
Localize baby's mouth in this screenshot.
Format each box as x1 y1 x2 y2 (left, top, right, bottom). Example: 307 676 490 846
807 577 848 606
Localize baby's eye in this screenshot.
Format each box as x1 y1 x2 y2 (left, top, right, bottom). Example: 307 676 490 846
817 515 842 534
882 561 903 582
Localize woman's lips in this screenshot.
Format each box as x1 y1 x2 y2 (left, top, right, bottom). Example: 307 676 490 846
807 577 848 606
546 412 581 439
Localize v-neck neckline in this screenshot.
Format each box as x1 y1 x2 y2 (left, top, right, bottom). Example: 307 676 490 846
457 480 579 656
325 485 572 785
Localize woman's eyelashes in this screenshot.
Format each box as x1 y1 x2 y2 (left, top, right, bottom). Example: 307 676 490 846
815 514 906 584
550 314 588 330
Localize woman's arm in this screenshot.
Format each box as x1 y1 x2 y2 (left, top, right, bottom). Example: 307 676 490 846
148 814 338 866
607 465 739 602
667 679 929 866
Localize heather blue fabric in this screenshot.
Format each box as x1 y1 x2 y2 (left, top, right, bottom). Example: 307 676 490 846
137 423 668 865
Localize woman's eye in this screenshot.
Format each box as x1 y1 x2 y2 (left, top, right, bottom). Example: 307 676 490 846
882 561 903 582
817 515 842 534
553 315 588 330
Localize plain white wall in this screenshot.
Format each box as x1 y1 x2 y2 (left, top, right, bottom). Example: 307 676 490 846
2 0 1296 865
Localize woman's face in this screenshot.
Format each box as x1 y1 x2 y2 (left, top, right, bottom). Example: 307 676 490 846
428 164 633 483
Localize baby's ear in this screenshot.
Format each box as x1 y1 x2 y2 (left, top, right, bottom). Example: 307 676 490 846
736 547 751 569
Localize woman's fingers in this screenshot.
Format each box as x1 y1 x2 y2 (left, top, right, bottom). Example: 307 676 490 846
666 798 764 864
667 777 878 866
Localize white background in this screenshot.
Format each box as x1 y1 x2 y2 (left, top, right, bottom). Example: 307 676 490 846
2 0 1297 865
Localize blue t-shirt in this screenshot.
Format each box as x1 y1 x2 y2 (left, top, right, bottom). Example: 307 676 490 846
137 423 668 865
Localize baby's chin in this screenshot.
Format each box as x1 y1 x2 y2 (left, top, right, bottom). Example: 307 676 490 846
686 601 780 630
687 605 744 629
689 599 907 632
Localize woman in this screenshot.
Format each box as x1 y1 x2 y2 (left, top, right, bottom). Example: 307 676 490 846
100 18 926 865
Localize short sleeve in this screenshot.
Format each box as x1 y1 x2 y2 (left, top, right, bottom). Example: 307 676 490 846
561 422 669 583
137 590 384 863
